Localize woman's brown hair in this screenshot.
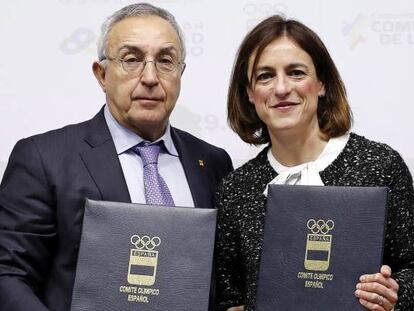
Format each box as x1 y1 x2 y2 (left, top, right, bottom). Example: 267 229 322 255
228 15 352 144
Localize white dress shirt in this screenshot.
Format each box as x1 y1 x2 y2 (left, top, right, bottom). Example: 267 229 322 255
104 105 195 207
264 133 350 195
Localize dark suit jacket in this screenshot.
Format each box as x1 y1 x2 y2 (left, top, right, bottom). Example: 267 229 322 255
0 108 233 310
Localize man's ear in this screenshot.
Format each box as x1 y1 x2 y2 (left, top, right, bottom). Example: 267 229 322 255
180 63 186 75
92 61 106 93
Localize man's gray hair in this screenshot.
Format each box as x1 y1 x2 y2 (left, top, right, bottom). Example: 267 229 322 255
97 3 186 61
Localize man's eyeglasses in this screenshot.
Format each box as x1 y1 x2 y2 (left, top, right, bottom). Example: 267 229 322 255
101 55 185 75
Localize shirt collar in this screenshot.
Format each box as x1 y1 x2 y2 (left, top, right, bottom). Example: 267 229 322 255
104 104 178 156
267 133 350 174
263 134 350 195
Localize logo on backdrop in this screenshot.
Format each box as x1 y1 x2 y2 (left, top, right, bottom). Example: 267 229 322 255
344 12 414 48
59 28 95 55
342 14 368 49
243 2 288 30
183 21 204 57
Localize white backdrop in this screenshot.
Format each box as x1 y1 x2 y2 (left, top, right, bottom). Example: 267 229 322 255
1 0 414 179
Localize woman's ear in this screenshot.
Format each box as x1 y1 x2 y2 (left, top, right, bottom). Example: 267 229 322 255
246 87 255 104
318 82 326 97
92 61 106 93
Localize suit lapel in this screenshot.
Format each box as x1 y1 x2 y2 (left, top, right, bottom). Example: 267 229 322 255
171 128 211 209
80 108 131 203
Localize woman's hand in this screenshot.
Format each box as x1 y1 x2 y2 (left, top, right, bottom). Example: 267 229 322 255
227 306 245 311
354 265 399 311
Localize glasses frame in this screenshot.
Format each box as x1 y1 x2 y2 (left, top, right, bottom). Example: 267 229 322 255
101 56 185 75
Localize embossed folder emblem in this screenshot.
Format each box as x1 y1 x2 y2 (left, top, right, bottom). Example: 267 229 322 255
256 185 387 311
128 235 161 286
70 200 217 311
304 219 334 272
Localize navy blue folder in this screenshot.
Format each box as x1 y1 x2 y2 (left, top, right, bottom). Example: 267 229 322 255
71 199 217 311
256 185 388 311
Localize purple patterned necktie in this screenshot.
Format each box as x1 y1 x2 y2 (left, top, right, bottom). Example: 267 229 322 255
134 142 175 206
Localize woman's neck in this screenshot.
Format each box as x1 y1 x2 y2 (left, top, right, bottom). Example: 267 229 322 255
269 127 328 167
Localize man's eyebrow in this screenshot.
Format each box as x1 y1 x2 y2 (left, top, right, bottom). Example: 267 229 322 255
158 46 179 55
160 45 177 52
117 45 143 54
116 45 179 56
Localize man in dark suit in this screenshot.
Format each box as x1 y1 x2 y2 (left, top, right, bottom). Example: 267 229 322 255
0 3 233 310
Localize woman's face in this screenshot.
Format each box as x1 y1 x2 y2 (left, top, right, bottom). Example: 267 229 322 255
247 36 325 138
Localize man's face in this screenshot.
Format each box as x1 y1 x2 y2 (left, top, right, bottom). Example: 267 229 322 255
93 15 183 141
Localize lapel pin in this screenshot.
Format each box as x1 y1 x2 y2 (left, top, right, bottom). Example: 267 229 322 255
198 160 205 168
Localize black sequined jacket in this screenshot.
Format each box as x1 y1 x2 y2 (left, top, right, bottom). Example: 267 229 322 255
215 133 414 311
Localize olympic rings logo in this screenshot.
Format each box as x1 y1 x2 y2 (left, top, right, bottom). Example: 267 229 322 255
130 235 161 250
307 219 334 234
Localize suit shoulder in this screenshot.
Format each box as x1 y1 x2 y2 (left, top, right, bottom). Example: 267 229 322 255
219 147 274 194
171 127 229 155
9 113 103 165
349 132 405 165
324 132 412 186
16 112 101 149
